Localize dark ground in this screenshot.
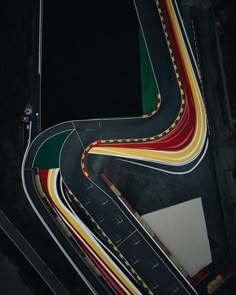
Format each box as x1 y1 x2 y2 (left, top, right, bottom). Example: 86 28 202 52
41 1 142 129
213 0 236 126
0 0 235 294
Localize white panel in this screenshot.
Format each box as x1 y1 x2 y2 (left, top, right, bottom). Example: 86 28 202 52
142 197 212 277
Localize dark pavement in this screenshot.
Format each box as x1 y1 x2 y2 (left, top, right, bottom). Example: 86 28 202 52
21 0 235 294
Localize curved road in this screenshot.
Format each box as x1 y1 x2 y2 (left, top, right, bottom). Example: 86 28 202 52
22 0 208 294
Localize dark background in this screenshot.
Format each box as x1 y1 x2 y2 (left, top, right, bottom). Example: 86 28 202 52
213 0 236 122
0 0 235 294
41 0 142 129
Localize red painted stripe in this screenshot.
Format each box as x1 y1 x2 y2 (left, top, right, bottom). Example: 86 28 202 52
100 173 113 187
39 169 50 197
56 204 128 295
39 171 133 294
91 1 198 153
72 231 127 295
43 186 126 294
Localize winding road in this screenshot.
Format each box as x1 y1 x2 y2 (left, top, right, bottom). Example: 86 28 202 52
22 0 209 294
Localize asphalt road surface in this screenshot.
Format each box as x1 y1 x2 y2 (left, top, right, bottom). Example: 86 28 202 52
22 0 231 294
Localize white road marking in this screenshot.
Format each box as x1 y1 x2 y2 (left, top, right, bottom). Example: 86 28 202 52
116 230 137 248
73 122 85 149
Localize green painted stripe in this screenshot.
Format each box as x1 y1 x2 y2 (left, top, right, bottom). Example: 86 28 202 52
34 131 72 169
139 29 159 115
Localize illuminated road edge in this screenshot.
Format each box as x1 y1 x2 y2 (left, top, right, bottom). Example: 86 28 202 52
84 0 208 177
21 0 208 294
36 168 149 294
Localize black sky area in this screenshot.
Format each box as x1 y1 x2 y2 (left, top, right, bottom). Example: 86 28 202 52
41 1 142 129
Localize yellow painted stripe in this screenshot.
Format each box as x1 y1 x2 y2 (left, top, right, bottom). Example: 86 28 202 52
88 0 207 166
47 169 142 295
